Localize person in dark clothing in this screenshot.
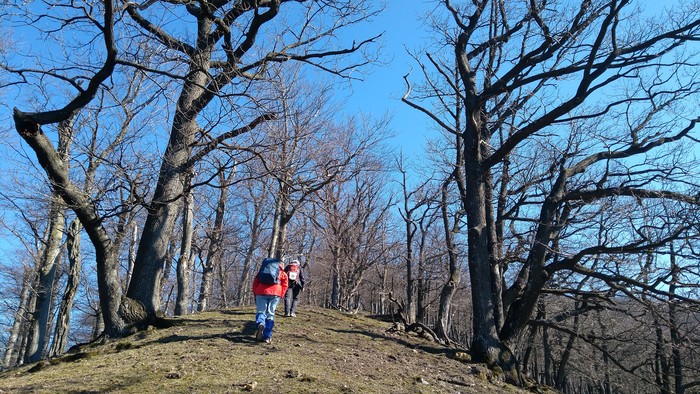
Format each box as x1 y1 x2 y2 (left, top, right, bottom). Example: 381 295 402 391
283 260 306 317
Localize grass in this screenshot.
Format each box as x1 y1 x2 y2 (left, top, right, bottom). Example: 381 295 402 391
0 307 537 393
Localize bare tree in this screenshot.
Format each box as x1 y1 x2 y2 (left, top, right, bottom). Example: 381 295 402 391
404 0 700 384
232 172 274 307
196 165 236 312
4 0 383 335
1 264 32 368
315 171 393 311
396 156 433 324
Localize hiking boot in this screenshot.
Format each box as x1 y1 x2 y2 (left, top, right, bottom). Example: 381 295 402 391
255 323 264 341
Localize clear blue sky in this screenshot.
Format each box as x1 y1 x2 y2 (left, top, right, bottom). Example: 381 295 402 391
344 1 437 157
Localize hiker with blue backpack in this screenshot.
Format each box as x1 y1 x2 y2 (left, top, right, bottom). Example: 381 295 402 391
252 257 288 343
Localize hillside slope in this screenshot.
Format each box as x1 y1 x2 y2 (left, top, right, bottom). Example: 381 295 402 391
0 308 534 393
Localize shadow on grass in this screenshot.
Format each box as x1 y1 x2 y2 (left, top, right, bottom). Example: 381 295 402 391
137 321 262 347
219 309 254 316
329 328 456 358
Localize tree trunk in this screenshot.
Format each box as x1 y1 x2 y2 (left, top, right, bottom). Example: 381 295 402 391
455 30 520 384
331 245 341 307
435 169 462 341
463 132 519 384
25 195 65 363
92 307 104 340
127 34 213 313
655 320 672 394
13 110 127 337
416 277 426 324
541 304 553 386
596 312 613 394
197 254 215 312
159 239 178 298
16 281 37 366
554 304 579 390
521 320 539 378
197 167 233 312
3 266 32 368
49 219 82 357
404 209 415 324
174 180 194 316
125 221 138 290
669 244 684 394
268 182 292 259
218 260 229 308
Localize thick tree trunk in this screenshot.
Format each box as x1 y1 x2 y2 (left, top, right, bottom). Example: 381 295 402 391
49 219 82 357
464 162 518 377
128 121 191 313
455 29 521 384
462 128 520 384
127 34 212 312
3 267 32 368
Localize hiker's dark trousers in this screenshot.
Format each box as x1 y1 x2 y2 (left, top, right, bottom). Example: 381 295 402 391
284 286 301 315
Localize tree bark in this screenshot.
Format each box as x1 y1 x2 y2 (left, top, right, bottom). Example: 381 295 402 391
127 22 214 311
25 194 65 363
174 179 194 316
49 219 82 357
454 25 521 383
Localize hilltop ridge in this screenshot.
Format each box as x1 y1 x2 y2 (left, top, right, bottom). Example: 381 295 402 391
0 308 535 393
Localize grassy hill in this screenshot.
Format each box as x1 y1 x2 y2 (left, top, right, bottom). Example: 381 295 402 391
0 307 536 393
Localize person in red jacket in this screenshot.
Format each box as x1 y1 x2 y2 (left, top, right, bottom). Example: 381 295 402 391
252 259 288 343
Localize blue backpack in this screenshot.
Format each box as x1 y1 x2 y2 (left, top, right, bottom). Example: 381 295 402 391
257 257 281 284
